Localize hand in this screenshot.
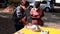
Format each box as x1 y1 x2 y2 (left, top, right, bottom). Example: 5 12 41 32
31 15 40 19
31 17 37 18
27 23 32 26
36 16 40 19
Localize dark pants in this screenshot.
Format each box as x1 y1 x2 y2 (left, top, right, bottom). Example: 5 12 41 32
14 19 24 31
15 24 24 31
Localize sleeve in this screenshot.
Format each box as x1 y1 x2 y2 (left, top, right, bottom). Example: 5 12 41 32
40 8 44 17
16 7 23 19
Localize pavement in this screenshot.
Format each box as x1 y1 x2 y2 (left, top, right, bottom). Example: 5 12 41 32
54 6 60 9
43 12 60 22
0 7 16 34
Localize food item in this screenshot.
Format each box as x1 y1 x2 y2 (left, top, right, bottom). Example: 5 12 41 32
25 25 41 32
32 25 41 32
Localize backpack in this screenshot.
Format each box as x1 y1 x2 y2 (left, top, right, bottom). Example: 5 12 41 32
13 6 25 20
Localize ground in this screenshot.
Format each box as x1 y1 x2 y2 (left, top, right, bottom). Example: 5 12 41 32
44 22 60 29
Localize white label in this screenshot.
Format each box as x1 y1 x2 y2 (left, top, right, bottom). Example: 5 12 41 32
40 30 49 34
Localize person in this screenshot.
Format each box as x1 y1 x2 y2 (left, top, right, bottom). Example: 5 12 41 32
30 1 44 26
13 0 30 31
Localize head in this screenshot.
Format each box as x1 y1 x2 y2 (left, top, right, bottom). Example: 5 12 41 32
20 0 26 6
20 1 29 8
34 1 40 8
24 1 29 8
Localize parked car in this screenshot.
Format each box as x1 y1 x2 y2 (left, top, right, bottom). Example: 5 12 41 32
29 1 54 12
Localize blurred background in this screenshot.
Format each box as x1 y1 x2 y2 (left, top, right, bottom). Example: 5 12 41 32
0 0 60 34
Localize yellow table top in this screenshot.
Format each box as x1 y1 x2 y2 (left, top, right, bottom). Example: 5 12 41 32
14 27 60 34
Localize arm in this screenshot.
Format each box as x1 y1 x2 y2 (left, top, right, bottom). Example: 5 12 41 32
16 7 29 25
20 18 29 25
31 16 40 18
36 16 40 19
